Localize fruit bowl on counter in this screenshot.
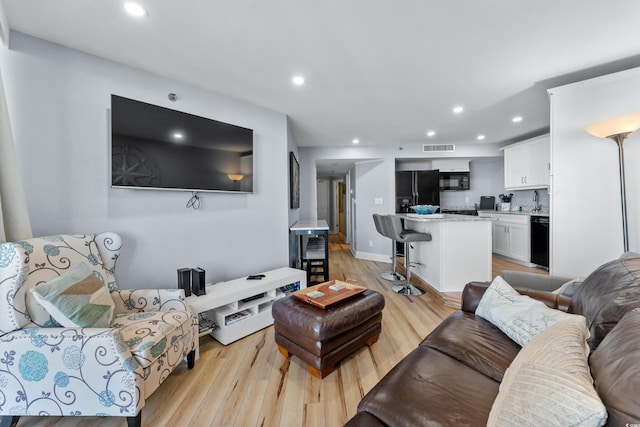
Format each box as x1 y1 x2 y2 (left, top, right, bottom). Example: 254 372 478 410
410 205 439 215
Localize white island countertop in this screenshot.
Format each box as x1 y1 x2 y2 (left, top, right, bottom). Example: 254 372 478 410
399 213 493 293
400 213 492 222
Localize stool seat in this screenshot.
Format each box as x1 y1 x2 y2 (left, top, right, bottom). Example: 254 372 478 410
272 290 385 378
399 229 432 242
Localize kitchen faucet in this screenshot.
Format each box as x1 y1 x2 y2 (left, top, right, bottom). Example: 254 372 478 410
532 190 542 212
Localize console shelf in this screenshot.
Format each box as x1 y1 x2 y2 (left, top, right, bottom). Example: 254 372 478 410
186 267 306 351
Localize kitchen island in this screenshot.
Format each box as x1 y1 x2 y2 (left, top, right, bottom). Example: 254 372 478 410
399 213 493 294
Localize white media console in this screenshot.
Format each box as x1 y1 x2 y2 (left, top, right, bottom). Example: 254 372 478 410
186 267 307 353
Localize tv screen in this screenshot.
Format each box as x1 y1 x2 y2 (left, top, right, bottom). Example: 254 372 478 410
110 95 254 193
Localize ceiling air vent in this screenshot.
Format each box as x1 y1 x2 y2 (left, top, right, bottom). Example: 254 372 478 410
423 144 455 152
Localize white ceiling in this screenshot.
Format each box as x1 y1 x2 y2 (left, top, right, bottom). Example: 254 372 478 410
3 0 640 157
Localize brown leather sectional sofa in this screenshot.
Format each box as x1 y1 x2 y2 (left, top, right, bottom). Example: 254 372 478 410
345 256 640 426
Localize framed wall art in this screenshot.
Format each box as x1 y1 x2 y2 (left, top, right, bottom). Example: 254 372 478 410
289 152 300 209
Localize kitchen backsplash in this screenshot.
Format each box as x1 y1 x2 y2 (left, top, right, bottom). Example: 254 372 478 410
440 188 550 211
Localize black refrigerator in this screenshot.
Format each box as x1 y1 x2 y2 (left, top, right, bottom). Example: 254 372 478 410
395 170 440 213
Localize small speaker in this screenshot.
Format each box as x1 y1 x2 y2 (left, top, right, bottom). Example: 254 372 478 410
177 268 191 297
191 267 206 296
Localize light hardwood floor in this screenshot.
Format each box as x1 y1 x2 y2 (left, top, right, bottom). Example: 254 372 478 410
15 235 544 427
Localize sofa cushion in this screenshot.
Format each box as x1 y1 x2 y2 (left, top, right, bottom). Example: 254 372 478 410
589 308 640 426
569 256 640 350
112 310 194 368
29 263 116 328
420 311 520 382
476 276 582 347
357 346 500 427
487 316 606 427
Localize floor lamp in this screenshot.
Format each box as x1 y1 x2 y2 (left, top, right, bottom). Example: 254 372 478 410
586 113 640 252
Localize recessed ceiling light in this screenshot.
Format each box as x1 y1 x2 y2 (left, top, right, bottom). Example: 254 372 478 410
512 116 523 123
172 132 184 140
426 130 436 137
453 106 464 114
476 134 486 141
292 75 305 86
124 2 147 17
352 138 360 144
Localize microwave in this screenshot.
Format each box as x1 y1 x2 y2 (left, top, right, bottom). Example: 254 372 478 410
439 172 470 191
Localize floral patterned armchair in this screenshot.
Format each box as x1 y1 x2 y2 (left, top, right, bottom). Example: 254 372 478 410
0 233 197 427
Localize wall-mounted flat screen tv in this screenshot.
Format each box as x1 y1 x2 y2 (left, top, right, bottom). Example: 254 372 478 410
110 94 254 193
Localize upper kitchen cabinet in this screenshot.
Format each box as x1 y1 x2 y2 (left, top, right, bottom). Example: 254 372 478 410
431 159 470 172
503 135 550 190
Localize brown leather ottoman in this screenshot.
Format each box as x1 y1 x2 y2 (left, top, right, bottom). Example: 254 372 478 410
272 289 385 378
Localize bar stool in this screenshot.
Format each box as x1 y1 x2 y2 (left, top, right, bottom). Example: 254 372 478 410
372 214 405 281
385 215 432 296
303 236 328 284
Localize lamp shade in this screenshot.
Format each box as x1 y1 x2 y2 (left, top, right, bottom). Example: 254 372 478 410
586 113 640 139
227 174 244 181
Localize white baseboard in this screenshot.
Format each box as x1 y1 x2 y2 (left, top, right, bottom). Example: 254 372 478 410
355 251 391 263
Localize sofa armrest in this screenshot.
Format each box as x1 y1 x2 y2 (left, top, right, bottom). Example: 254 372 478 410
461 282 491 313
111 289 188 313
0 327 143 417
501 270 573 292
461 282 571 313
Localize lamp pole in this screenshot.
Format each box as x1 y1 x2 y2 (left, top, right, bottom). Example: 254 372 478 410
586 113 640 254
610 133 630 252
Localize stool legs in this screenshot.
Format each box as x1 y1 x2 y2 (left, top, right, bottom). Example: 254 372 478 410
381 240 405 281
392 242 425 296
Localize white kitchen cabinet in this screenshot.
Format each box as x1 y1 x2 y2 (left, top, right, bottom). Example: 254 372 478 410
493 222 510 256
485 213 532 265
508 221 530 261
503 135 550 190
431 159 470 172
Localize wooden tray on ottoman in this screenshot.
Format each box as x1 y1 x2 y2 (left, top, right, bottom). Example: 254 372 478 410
293 280 366 309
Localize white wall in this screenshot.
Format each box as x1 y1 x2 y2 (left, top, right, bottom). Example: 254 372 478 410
287 119 301 228
549 67 640 277
0 33 291 288
354 159 395 262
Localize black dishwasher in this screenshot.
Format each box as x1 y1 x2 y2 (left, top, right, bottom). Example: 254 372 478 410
530 216 549 268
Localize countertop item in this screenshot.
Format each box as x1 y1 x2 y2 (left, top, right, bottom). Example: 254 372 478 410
479 196 495 210
410 205 439 214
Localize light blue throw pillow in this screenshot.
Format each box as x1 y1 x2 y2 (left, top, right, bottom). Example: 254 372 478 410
29 263 116 328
